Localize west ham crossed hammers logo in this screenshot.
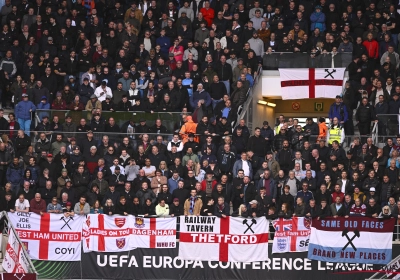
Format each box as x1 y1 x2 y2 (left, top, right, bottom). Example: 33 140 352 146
324 69 336 79
60 216 74 230
341 229 360 251
243 218 257 234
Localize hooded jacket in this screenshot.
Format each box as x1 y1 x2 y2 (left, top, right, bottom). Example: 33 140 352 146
15 100 36 120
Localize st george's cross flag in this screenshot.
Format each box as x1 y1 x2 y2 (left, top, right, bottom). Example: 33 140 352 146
2 228 29 273
8 212 83 261
272 217 311 254
279 68 345 100
131 217 176 248
82 214 134 252
179 216 269 262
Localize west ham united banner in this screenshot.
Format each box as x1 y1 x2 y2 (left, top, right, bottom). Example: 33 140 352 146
272 217 311 254
279 68 345 100
8 212 84 261
308 217 396 264
179 216 269 262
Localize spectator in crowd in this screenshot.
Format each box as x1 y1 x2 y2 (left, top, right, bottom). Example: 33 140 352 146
47 196 62 213
184 188 203 215
30 193 46 215
155 198 170 217
74 196 90 215
13 193 29 213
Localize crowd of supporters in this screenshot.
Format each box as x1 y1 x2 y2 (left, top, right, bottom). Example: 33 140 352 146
0 114 399 224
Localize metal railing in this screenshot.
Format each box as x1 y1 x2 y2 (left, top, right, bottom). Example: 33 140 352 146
235 67 262 130
375 114 400 139
262 52 352 69
34 110 187 134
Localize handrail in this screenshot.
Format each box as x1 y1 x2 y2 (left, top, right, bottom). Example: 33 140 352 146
234 66 262 129
1 211 37 274
371 121 378 144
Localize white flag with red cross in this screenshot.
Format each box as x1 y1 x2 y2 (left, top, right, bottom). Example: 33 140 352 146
130 217 176 248
179 216 269 262
8 212 83 261
272 217 311 254
82 214 134 252
279 68 345 100
2 228 29 273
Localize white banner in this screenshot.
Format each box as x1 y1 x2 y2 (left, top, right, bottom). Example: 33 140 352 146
279 68 345 100
131 217 176 248
83 214 135 252
179 216 269 262
8 212 83 261
308 217 395 265
272 217 311 254
2 229 29 273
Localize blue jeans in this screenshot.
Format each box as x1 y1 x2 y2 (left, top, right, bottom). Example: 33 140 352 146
18 118 31 136
392 34 398 49
212 99 222 109
222 80 230 95
11 183 20 196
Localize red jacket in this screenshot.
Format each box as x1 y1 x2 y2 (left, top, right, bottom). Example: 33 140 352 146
30 198 47 214
362 39 379 59
201 180 217 192
331 191 345 204
200 7 215 27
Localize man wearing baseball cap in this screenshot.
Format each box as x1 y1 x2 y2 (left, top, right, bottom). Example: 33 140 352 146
15 92 36 136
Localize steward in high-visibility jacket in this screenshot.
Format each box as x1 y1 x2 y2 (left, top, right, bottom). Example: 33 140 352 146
327 125 345 145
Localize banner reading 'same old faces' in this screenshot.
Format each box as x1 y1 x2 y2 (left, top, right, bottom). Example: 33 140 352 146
308 217 395 265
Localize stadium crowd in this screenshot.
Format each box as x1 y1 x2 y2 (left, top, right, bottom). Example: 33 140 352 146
0 0 400 224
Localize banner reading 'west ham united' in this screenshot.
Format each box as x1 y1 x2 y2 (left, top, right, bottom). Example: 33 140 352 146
279 68 345 100
307 217 395 264
179 216 269 262
8 212 83 261
272 217 311 254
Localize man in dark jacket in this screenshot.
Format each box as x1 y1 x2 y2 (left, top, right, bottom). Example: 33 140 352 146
78 78 94 104
102 185 120 205
303 118 319 136
260 121 274 152
278 140 293 174
356 97 377 142
365 198 380 217
388 92 400 135
246 127 266 158
15 129 31 158
375 95 389 136
213 196 230 217
230 80 247 110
